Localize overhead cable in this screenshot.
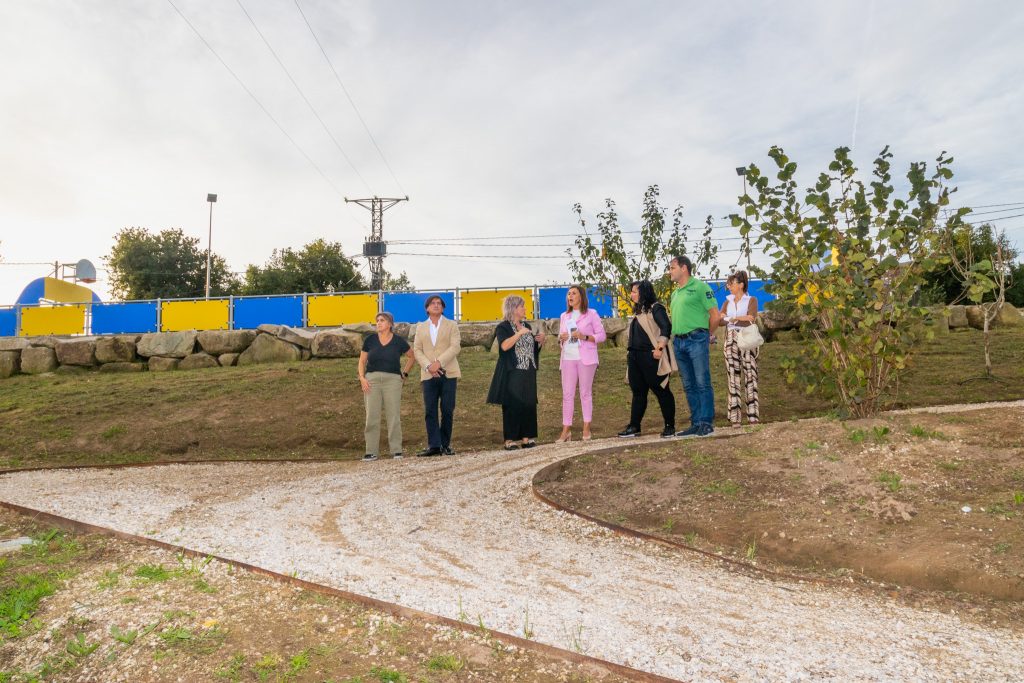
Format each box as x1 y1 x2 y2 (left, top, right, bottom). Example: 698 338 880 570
164 0 346 200
234 0 372 195
293 0 406 196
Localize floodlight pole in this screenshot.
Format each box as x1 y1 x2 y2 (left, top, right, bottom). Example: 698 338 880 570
205 193 217 299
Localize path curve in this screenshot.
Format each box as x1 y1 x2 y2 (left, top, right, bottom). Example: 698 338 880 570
2 402 1023 680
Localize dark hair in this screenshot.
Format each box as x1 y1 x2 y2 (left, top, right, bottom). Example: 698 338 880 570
727 270 749 293
423 294 446 311
629 280 658 314
375 311 395 328
565 285 589 314
672 255 693 275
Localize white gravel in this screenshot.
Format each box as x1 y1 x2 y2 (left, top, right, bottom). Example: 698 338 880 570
3 407 1023 681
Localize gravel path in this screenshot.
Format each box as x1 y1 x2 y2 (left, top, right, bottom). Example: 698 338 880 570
3 403 1024 680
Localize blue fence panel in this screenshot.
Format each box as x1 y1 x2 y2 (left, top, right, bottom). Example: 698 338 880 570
232 296 304 330
91 302 159 335
538 287 615 319
383 291 455 323
709 278 775 308
0 308 16 337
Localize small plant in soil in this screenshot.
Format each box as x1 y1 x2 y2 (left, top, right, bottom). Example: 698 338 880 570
1013 491 1024 506
703 480 741 496
369 666 408 683
937 460 961 472
662 518 676 533
426 653 464 671
993 542 1011 554
66 632 100 658
877 471 902 493
215 653 246 681
110 625 138 645
745 541 758 561
872 426 891 443
134 564 171 582
847 428 866 445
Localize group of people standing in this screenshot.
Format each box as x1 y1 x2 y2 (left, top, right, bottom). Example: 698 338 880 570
356 256 761 460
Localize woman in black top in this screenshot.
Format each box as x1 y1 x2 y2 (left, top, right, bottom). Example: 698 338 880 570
618 280 676 438
357 312 416 461
486 295 547 450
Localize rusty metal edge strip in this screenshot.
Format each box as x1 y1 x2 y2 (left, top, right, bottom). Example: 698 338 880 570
531 459 832 587
0 500 683 683
0 457 351 477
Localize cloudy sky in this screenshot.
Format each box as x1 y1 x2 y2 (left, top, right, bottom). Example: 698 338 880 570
2 0 1022 305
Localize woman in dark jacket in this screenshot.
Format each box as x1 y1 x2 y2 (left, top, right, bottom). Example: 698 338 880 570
487 294 547 450
618 280 676 438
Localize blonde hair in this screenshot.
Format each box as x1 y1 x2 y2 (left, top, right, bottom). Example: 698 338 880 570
502 295 526 323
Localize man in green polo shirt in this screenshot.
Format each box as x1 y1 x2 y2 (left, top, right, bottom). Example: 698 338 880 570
668 255 720 436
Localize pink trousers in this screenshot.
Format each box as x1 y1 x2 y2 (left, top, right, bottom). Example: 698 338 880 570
561 360 597 425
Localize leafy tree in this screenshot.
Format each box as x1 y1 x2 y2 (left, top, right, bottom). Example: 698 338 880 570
566 185 720 304
105 227 238 300
939 222 1014 377
241 239 364 295
921 223 1018 304
382 269 414 292
732 146 956 418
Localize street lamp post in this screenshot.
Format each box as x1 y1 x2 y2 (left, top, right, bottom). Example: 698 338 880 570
205 193 217 299
735 168 751 271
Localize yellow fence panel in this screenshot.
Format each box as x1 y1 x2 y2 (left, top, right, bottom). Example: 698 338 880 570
460 289 534 322
307 294 379 327
19 305 87 336
160 300 230 332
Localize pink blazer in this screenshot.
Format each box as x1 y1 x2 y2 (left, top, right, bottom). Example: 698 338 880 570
558 309 607 368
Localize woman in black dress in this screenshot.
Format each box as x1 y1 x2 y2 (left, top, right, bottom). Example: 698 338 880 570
618 280 677 438
486 295 547 450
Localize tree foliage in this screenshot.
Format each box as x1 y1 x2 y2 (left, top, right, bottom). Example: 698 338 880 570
921 223 1018 305
732 146 957 418
241 239 364 295
566 185 720 304
105 227 238 300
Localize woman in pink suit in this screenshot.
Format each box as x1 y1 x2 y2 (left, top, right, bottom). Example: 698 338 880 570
555 286 607 442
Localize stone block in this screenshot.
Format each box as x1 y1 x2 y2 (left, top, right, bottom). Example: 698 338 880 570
99 362 146 373
21 347 58 374
277 326 315 349
0 338 29 351
55 339 97 366
459 324 497 350
179 352 220 370
237 333 302 365
138 331 197 358
310 329 363 358
218 353 239 367
0 350 19 378
95 337 137 364
197 329 256 355
148 356 180 372
946 305 968 328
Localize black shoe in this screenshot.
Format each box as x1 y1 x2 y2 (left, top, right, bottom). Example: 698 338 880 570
521 440 537 449
416 447 442 457
697 423 715 436
660 426 676 438
617 426 641 438
392 453 403 459
362 453 378 461
675 426 701 437
503 443 520 451
442 446 455 456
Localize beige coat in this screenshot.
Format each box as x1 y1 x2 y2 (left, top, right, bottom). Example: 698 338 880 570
412 317 462 381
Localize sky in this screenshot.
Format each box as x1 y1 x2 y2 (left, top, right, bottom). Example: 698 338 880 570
1 0 1023 305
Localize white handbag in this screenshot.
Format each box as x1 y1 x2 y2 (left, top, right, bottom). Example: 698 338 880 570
737 323 764 352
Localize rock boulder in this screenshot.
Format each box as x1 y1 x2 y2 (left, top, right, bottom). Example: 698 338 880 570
237 334 302 365
0 338 29 352
311 329 363 358
20 347 58 374
55 339 97 366
138 331 197 358
0 350 19 378
459 324 497 350
276 326 315 350
148 356 180 372
179 352 221 370
218 353 239 367
95 337 137 364
946 305 969 328
197 330 256 355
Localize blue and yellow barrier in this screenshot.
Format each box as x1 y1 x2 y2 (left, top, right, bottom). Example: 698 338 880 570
460 289 534 322
307 293 379 327
160 299 230 332
19 305 88 336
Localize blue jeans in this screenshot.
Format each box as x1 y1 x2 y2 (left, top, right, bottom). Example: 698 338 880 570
673 330 714 429
422 376 458 449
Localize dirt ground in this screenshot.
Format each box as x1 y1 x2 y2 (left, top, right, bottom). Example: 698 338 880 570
0 508 629 683
536 405 1024 629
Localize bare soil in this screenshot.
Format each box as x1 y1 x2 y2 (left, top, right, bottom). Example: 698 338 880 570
0 508 629 682
536 405 1024 628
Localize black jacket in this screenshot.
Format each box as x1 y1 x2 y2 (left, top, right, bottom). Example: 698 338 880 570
486 320 541 405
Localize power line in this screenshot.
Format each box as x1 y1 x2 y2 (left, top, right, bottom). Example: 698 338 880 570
388 236 758 248
391 226 745 244
293 0 406 196
389 248 746 260
234 0 372 195
164 0 345 200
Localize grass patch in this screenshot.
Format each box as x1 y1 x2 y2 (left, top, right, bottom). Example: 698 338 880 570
702 480 741 496
133 564 171 582
0 573 55 637
877 471 902 493
426 653 464 671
